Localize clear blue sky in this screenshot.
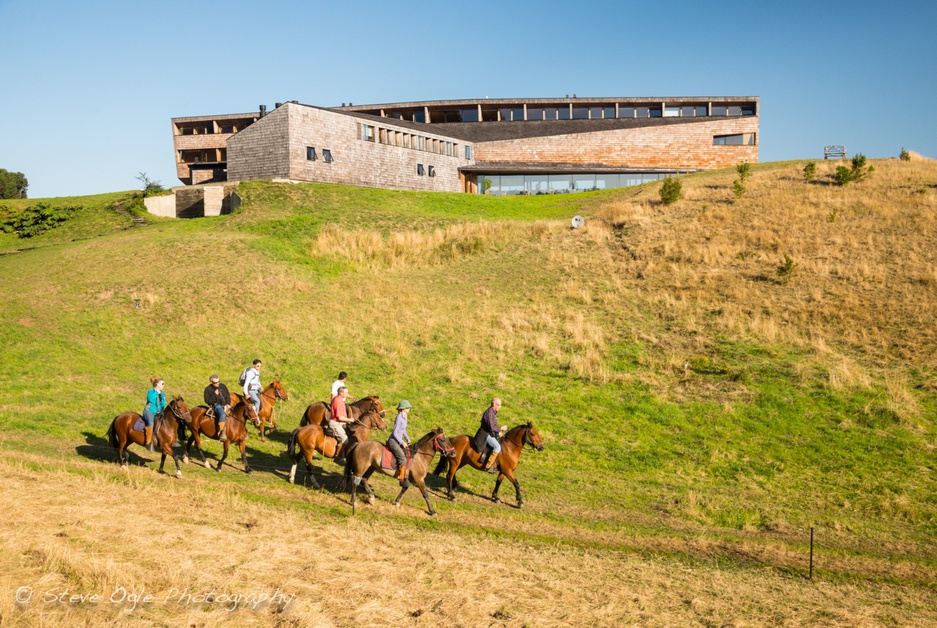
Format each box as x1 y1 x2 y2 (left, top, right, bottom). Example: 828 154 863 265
2 0 934 198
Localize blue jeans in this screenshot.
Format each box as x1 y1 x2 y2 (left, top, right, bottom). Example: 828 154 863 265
212 404 226 422
248 390 261 413
143 409 156 428
485 434 501 454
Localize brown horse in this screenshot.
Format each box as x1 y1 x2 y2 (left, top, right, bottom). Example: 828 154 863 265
345 427 455 516
298 395 386 427
287 405 387 489
231 378 290 441
182 400 260 473
432 421 545 508
105 397 193 477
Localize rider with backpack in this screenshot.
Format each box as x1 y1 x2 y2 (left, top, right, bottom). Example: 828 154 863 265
240 359 262 414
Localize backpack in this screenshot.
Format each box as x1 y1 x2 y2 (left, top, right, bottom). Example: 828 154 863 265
238 367 250 387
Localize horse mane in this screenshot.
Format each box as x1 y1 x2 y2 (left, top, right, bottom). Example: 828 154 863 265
409 427 442 453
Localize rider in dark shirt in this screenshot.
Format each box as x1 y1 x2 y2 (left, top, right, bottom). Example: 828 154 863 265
204 375 231 442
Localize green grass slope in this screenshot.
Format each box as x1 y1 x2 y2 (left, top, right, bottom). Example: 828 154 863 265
2 158 937 609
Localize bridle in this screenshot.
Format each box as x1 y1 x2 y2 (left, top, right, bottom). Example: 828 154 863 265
506 425 543 451
166 399 192 425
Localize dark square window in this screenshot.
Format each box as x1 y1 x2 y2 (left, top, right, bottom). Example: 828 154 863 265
322 149 333 163
427 165 435 177
417 164 425 176
306 146 317 161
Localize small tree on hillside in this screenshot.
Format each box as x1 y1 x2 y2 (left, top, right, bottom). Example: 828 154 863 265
732 178 746 201
136 172 164 197
736 162 752 182
0 168 28 199
803 161 816 181
659 176 682 205
833 153 874 186
899 147 910 161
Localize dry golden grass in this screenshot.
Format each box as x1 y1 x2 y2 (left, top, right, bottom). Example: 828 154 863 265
2 449 936 627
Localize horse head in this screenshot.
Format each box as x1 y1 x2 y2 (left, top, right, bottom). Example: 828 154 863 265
523 421 545 451
243 400 261 427
169 396 193 424
271 378 290 401
432 427 456 458
366 395 386 418
363 406 387 430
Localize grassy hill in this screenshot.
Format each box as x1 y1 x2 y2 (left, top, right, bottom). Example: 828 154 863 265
2 157 937 625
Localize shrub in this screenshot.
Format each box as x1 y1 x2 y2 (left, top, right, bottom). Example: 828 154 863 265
900 148 910 161
0 168 28 199
136 172 165 197
0 202 78 238
736 162 752 182
850 154 873 182
776 255 797 284
803 161 816 181
659 177 682 205
834 165 853 186
732 179 746 201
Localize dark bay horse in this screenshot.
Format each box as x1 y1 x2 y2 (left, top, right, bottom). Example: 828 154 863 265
346 427 455 516
230 378 290 441
432 421 544 508
106 397 193 478
299 395 386 427
287 406 387 489
182 400 260 473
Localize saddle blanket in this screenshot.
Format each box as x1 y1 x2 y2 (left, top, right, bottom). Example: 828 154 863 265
380 446 413 472
133 417 145 432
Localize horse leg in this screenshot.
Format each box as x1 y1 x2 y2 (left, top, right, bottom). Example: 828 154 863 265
259 418 266 442
159 452 167 474
171 450 182 478
216 440 230 472
240 440 251 474
446 462 459 501
304 458 320 489
492 475 504 504
416 478 436 516
393 482 410 509
503 467 522 507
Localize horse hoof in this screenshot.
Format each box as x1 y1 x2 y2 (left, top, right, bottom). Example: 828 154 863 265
429 511 437 517
289 477 295 484
215 466 222 472
247 469 253 475
176 471 182 478
393 501 400 508
204 461 211 469
368 497 375 505
492 497 501 504
518 502 524 509
182 456 189 464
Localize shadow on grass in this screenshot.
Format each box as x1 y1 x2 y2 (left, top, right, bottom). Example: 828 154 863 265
77 431 161 468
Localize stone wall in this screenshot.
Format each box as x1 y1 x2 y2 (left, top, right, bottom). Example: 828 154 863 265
227 106 293 182
473 117 759 170
143 195 176 218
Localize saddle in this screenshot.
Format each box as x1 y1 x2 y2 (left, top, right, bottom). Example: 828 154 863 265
380 444 413 471
472 426 502 453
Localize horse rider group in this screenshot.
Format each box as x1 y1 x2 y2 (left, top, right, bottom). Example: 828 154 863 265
141 367 508 474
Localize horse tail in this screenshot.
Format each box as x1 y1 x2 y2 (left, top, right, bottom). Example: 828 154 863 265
299 405 311 427
432 455 448 477
287 428 300 462
106 417 119 448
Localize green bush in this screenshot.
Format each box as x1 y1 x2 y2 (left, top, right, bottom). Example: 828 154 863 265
834 165 853 186
136 172 165 198
0 202 79 238
659 177 682 205
899 148 910 161
776 255 797 284
732 179 746 201
736 162 752 182
803 161 816 181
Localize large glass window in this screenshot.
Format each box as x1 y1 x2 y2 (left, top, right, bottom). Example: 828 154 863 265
526 174 550 194
588 107 603 119
595 174 619 189
618 107 634 118
501 175 525 194
557 106 571 120
498 108 513 121
549 174 572 192
512 108 524 121
603 106 615 119
413 110 426 123
482 108 499 122
573 107 589 120
664 106 680 117
573 174 596 190
461 108 479 122
741 105 756 116
528 108 544 121
649 106 662 117
636 106 649 118
544 107 558 120
728 106 742 116
711 105 727 116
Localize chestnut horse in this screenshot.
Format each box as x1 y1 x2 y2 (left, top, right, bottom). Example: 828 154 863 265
298 395 386 427
231 378 290 441
182 400 260 473
345 427 455 516
287 406 387 489
432 421 545 508
105 396 193 478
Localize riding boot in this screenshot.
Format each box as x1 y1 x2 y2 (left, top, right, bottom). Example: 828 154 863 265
396 462 407 482
217 422 227 442
478 448 489 468
334 443 345 466
486 454 500 474
145 427 154 452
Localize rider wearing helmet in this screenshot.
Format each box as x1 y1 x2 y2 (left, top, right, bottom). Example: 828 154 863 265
388 400 413 482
